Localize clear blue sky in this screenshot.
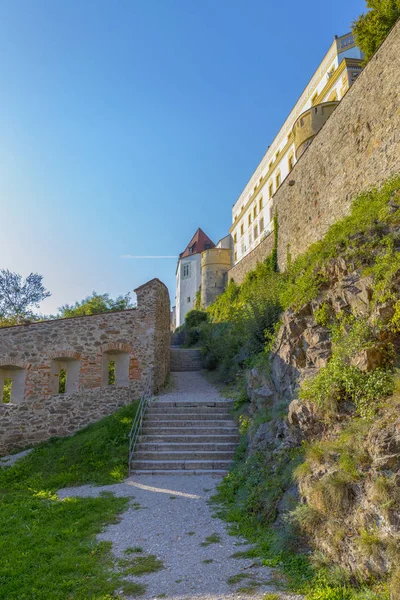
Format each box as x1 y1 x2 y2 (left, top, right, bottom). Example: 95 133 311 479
0 0 366 313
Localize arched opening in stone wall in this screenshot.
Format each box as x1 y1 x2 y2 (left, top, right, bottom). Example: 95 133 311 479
50 358 80 394
0 365 26 404
102 350 130 387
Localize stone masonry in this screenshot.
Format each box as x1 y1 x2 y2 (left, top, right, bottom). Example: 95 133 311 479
228 21 400 283
0 278 170 455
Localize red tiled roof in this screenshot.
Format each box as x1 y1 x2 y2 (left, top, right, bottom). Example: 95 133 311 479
179 228 215 258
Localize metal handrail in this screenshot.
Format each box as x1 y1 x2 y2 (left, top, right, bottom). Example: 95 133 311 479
128 371 154 475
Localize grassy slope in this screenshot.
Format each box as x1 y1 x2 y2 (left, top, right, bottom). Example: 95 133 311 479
0 402 139 600
206 176 400 600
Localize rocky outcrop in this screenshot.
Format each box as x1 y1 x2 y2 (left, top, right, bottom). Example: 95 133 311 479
245 258 400 588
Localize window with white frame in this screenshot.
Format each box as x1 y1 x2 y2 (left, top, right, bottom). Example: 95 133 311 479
182 263 191 279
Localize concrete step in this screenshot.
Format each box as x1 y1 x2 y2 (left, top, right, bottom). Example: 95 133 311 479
135 450 235 461
136 442 237 452
170 348 203 372
139 434 240 444
130 459 232 471
142 419 235 428
142 426 238 436
147 406 232 415
150 401 234 409
144 413 233 422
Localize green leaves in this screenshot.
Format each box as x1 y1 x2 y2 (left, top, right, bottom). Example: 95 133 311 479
353 0 400 63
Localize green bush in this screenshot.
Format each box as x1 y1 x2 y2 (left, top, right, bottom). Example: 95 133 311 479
185 309 208 328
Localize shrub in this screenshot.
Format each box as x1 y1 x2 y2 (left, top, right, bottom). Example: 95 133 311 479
185 309 208 328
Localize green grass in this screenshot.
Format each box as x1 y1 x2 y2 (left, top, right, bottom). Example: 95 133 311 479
227 573 252 585
124 546 144 554
0 402 140 599
201 533 221 546
117 554 164 576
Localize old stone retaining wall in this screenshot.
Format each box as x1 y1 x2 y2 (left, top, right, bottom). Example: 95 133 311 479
228 21 400 284
228 232 274 284
0 278 170 455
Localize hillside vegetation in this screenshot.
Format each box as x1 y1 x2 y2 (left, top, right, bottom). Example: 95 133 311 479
183 176 400 600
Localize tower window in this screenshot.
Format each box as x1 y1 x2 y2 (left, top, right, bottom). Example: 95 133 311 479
182 263 191 279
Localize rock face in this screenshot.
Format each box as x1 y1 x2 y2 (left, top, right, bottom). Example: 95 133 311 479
245 259 400 585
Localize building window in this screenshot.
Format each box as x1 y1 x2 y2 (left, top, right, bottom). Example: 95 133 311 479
234 251 237 261
276 172 281 188
253 205 257 219
102 351 130 387
240 223 244 236
260 216 264 232
0 366 26 404
241 242 245 255
233 233 237 244
269 161 273 170
248 231 252 245
254 224 258 239
204 243 211 250
269 183 273 198
288 155 294 171
259 197 263 211
269 206 274 222
187 297 191 303
50 358 80 395
182 263 191 279
248 214 251 226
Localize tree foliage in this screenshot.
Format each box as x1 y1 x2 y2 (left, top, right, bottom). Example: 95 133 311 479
0 270 51 325
57 291 134 318
353 0 400 62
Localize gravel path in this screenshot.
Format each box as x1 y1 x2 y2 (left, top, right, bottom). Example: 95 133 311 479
58 373 303 600
0 447 33 467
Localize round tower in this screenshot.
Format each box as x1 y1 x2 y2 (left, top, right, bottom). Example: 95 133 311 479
201 248 232 308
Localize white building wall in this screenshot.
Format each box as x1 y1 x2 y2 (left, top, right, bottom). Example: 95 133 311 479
175 254 202 327
230 34 364 265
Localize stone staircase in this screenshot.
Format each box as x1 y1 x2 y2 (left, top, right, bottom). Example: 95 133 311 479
130 399 238 474
170 347 203 372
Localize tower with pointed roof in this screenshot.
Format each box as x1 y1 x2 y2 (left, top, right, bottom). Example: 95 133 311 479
175 228 215 327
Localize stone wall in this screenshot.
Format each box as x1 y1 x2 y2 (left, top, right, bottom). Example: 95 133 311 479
228 21 400 282
228 232 274 285
0 278 170 455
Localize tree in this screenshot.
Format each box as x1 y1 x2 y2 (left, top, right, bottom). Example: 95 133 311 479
57 291 134 318
353 0 400 63
0 270 51 325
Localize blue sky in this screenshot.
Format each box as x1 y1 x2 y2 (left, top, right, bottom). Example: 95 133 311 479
0 0 366 313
